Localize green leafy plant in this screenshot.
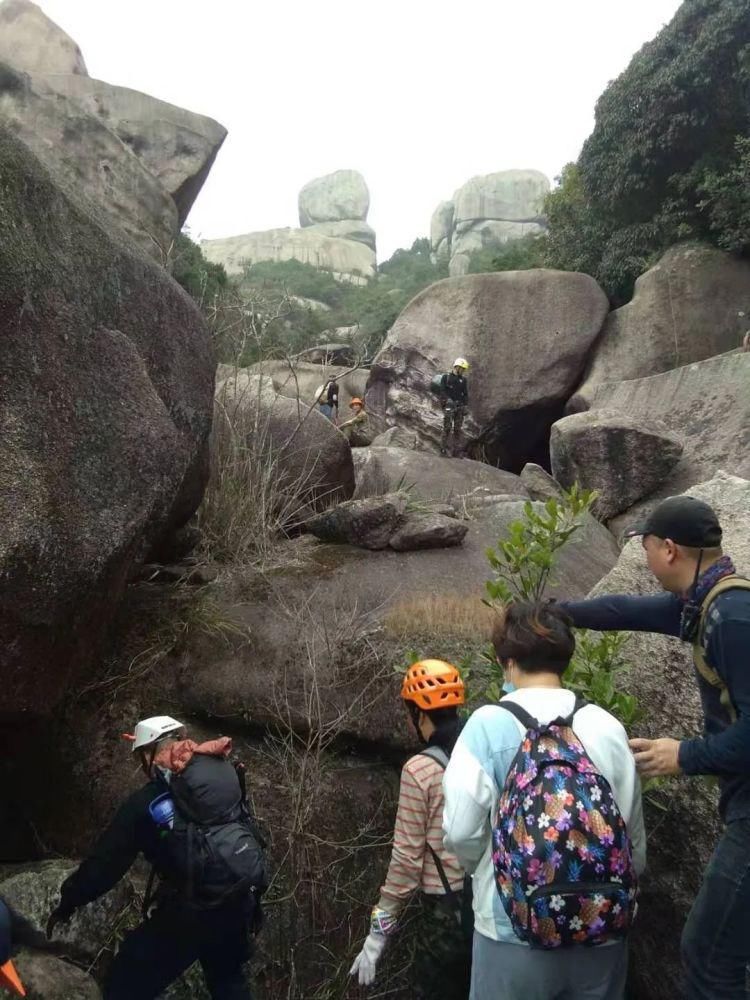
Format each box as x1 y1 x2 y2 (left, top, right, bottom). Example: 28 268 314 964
484 486 596 605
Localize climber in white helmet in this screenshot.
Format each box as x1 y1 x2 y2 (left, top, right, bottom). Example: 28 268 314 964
45 714 268 999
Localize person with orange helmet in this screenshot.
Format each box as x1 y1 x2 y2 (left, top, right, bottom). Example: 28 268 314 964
338 396 371 447
349 660 473 997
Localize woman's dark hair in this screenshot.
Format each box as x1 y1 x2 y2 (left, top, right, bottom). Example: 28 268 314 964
406 701 461 754
492 601 575 675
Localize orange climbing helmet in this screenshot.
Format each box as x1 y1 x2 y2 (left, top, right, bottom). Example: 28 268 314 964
401 659 465 710
349 397 364 409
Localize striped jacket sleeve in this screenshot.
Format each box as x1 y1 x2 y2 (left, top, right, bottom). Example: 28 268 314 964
378 761 429 913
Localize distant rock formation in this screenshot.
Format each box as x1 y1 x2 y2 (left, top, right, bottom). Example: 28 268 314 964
0 0 226 255
430 169 550 276
298 169 369 226
202 169 376 283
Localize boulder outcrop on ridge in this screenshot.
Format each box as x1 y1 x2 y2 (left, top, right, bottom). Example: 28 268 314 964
0 0 87 75
430 170 550 275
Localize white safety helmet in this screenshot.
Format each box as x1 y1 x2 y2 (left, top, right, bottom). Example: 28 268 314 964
124 715 185 754
453 357 469 371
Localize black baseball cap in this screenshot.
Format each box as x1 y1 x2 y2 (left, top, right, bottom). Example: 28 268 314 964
625 496 722 547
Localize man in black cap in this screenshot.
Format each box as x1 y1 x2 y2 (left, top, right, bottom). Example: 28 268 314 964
561 494 750 999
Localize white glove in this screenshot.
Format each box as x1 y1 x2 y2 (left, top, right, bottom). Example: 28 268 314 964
349 931 388 986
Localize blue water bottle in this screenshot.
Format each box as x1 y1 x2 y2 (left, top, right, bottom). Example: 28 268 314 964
148 792 175 835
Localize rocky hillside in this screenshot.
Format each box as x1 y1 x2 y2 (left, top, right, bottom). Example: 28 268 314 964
2 0 750 998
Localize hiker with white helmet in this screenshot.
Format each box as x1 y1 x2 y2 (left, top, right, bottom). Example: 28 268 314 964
437 358 469 456
46 715 268 999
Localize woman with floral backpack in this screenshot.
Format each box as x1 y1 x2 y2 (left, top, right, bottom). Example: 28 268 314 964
443 602 647 1000
349 660 473 998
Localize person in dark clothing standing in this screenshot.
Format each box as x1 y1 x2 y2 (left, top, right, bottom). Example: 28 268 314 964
560 496 750 1000
440 358 469 456
47 716 264 1000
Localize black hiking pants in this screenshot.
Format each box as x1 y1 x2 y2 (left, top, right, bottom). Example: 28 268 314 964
104 898 254 1000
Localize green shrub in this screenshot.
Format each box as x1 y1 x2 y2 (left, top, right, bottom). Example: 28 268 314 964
544 0 750 303
170 232 228 305
467 233 548 274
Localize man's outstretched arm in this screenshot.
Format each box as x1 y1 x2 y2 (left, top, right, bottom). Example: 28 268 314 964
560 591 683 638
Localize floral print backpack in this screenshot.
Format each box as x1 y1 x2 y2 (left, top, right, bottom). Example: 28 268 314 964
492 697 638 949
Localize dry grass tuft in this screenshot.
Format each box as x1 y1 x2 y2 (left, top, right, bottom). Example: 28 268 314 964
383 592 498 640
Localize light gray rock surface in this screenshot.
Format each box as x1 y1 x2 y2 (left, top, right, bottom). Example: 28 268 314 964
215 369 355 519
306 494 408 549
0 0 87 76
298 169 370 226
550 410 684 520
366 271 609 469
238 360 368 411
433 170 551 276
520 463 564 502
304 219 376 251
587 352 750 534
370 426 422 450
352 447 528 502
295 343 355 366
37 74 226 228
452 170 550 225
585 472 750 1000
388 511 468 551
570 245 750 411
0 64 178 255
201 227 375 282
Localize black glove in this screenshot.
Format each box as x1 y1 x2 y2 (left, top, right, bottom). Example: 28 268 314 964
46 905 73 939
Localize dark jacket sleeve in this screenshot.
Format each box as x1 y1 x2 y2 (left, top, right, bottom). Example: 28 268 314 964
58 789 150 913
327 382 338 408
559 592 683 637
679 615 750 776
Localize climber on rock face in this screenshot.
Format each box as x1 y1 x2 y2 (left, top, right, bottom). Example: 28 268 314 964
349 661 473 998
338 397 371 446
46 715 268 1000
560 496 750 1000
439 358 469 457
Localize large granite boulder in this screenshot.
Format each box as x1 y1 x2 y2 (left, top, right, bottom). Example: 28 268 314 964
0 0 87 76
584 472 750 999
295 342 356 366
366 271 609 470
14 951 101 999
352 447 528 503
201 227 375 283
37 74 227 229
550 410 684 521
429 170 550 276
304 219 376 251
0 861 133 961
388 512 468 551
570 245 750 411
430 200 454 263
0 125 214 716
0 64 178 255
298 169 370 226
587 352 750 534
520 463 564 502
453 170 550 226
215 369 355 517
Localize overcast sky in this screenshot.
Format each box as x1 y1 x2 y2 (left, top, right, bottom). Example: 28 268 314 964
43 0 682 259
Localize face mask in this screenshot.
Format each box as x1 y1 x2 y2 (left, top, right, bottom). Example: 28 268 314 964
502 681 516 694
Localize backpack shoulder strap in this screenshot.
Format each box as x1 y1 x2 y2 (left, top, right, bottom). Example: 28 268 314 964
695 577 750 686
418 745 450 769
497 700 540 732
